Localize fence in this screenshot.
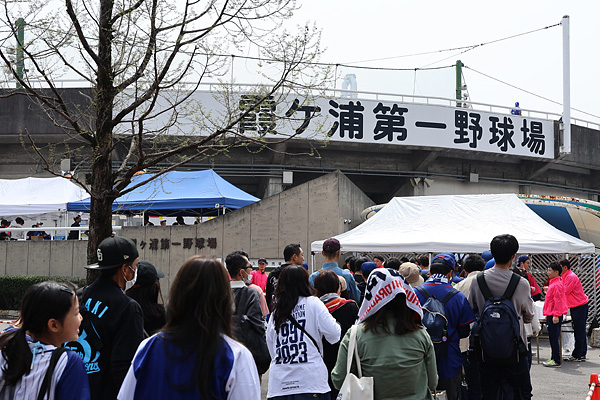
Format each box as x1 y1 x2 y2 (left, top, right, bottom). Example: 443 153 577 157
530 254 600 327
355 252 600 327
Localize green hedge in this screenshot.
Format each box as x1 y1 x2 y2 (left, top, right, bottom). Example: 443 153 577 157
0 276 86 310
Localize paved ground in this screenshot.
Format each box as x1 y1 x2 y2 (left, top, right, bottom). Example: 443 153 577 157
531 338 598 399
3 319 596 399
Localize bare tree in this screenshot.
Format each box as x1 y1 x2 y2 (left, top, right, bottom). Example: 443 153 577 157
0 0 327 269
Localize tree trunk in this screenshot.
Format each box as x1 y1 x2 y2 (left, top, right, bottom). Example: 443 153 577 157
85 0 116 285
85 164 116 284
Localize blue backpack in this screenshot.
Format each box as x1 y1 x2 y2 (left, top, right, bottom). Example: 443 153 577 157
415 286 459 359
471 272 526 365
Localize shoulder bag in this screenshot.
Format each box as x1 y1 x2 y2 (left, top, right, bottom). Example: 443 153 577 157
337 325 373 400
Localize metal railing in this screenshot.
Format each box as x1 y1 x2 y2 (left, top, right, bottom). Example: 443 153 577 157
3 79 598 130
0 226 122 240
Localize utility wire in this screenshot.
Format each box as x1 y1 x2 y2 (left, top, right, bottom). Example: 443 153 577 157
20 21 454 72
343 22 561 65
20 21 561 74
196 52 455 72
464 65 600 120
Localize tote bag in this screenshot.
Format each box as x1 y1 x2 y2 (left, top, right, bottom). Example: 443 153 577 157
337 325 374 400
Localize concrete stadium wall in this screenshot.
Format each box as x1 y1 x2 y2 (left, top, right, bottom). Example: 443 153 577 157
0 171 374 296
0 240 88 278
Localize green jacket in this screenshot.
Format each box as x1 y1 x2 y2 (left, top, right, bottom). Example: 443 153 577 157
332 322 438 400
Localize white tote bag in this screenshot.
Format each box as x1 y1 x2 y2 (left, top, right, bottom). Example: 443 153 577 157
337 325 374 400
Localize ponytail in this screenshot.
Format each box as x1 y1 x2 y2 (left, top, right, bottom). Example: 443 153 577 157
0 328 32 386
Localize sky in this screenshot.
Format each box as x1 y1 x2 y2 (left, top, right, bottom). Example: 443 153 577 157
6 0 597 125
250 1 600 125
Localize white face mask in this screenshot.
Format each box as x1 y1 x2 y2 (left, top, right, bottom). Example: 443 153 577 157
123 265 137 291
242 270 252 285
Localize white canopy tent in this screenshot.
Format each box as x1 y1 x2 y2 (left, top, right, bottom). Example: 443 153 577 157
0 177 90 219
311 194 597 254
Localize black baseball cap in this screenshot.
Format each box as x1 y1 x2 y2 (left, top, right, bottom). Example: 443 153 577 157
135 261 165 286
258 258 267 264
85 236 139 270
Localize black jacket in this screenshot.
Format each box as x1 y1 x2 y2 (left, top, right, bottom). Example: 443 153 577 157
65 276 144 400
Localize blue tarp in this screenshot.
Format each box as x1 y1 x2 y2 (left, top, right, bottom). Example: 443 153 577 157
66 170 259 216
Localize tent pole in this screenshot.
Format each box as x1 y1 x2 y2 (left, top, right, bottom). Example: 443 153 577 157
311 252 315 274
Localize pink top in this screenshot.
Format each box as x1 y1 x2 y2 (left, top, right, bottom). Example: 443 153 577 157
251 270 268 292
543 276 568 317
248 283 269 317
562 269 588 308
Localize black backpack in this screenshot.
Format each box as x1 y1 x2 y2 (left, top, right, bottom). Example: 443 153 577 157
415 285 459 359
232 286 271 374
470 272 526 365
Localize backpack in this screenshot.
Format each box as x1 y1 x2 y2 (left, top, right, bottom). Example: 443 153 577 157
232 286 271 374
470 272 526 366
415 285 459 359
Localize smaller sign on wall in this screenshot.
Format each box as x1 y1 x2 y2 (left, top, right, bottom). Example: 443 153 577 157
132 237 218 251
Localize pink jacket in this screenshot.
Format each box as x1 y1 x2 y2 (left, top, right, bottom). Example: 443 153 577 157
251 270 268 292
562 269 588 308
543 276 568 317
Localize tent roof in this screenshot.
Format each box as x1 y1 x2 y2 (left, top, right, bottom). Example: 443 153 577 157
67 169 259 216
311 194 596 254
0 177 90 219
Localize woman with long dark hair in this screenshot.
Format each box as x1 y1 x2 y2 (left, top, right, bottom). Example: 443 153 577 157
126 261 167 335
332 268 438 400
266 265 341 400
313 270 358 399
118 256 260 400
0 281 89 399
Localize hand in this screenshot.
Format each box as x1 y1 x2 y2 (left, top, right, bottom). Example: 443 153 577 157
552 316 559 324
543 286 548 293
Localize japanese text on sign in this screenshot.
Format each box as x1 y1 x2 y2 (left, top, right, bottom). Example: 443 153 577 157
236 95 554 158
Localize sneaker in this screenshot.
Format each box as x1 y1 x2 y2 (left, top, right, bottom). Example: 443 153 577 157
543 359 561 367
565 355 586 362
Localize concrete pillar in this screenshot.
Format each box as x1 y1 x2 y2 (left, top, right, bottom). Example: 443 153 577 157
519 185 531 195
264 175 284 198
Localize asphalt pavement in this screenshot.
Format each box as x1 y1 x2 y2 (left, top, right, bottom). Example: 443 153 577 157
531 337 598 399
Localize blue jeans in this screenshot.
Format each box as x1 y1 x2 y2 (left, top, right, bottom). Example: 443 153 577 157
479 355 532 400
571 303 588 358
546 315 563 364
269 393 330 400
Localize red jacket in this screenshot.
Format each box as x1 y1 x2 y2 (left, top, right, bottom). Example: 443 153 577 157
527 272 542 297
543 276 568 317
562 269 588 308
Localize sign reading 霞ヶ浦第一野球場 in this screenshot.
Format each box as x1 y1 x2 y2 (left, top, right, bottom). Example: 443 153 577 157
237 95 554 159
142 90 555 159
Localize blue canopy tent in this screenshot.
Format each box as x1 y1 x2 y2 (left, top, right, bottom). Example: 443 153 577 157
67 170 259 216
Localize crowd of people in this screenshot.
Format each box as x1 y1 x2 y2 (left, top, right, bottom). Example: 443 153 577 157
0 215 88 240
0 233 591 400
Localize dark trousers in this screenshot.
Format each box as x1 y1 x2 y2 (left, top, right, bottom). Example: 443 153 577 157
546 315 563 364
462 351 481 400
480 356 532 400
437 372 462 400
571 303 588 358
525 339 532 370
